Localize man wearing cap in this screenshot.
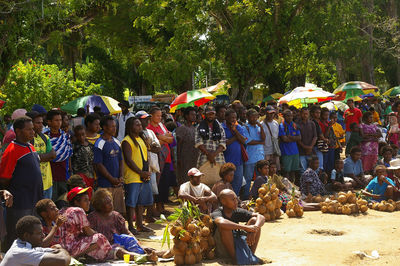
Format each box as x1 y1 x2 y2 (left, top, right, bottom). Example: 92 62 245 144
178 168 217 213
0 116 44 249
116 100 134 142
26 111 56 199
261 105 280 169
2 108 27 151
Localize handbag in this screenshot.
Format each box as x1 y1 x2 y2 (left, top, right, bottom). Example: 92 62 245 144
317 139 329 153
265 122 281 156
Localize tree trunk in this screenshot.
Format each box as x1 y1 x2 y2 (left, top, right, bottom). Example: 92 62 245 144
335 58 346 84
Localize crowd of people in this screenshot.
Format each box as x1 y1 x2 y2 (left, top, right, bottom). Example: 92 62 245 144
0 95 400 264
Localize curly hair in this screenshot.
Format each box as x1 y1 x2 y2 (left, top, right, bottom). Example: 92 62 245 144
35 199 53 217
219 162 236 179
91 188 112 212
16 216 41 239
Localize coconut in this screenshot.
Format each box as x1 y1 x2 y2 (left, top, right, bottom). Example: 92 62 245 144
286 209 296 218
372 202 379 210
266 201 275 212
321 205 328 213
336 206 342 214
263 212 271 221
314 194 323 203
387 203 395 212
192 242 201 254
185 253 196 265
258 187 267 196
295 207 304 217
305 194 313 203
186 223 197 233
180 231 191 242
275 199 283 209
293 204 300 213
275 208 281 219
270 192 278 200
360 205 368 213
337 195 347 204
174 254 185 265
173 246 185 256
327 204 335 213
256 198 263 206
349 204 358 214
200 239 208 250
206 249 215 260
396 201 400 211
176 240 188 253
257 205 267 214
342 206 351 215
200 227 210 237
378 203 387 211
269 210 276 220
287 201 294 209
263 194 271 202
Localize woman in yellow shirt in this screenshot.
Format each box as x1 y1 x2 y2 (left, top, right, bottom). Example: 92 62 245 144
121 117 153 233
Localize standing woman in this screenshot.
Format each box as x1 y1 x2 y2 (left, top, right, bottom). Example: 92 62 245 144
175 107 199 185
360 111 382 174
122 117 153 233
310 105 325 171
147 107 176 215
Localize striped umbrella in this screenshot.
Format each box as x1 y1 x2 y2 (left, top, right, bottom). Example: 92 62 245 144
61 95 121 115
383 86 400 97
170 89 216 113
333 81 378 101
279 85 335 105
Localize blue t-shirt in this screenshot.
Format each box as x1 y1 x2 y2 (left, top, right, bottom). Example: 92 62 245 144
343 157 363 176
244 123 264 164
222 123 247 166
278 122 300 156
366 177 395 199
93 137 122 188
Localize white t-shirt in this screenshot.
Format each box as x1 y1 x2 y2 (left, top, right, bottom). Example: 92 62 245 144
1 239 54 266
261 120 279 155
117 112 134 141
143 129 161 173
179 181 214 198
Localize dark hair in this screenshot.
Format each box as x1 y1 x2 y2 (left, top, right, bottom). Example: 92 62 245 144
73 125 85 135
16 216 41 239
300 107 309 112
309 105 321 114
256 160 269 171
77 108 86 117
382 145 393 155
35 199 53 217
46 109 62 121
69 192 88 206
362 111 372 123
100 115 115 129
321 107 330 115
308 156 319 164
67 174 86 190
335 159 343 165
289 106 298 112
84 113 100 127
165 121 177 132
246 108 258 117
225 108 237 118
215 105 227 114
329 112 337 118
350 146 361 154
13 116 32 130
125 116 140 137
149 106 161 115
93 106 101 112
219 162 236 178
183 107 196 119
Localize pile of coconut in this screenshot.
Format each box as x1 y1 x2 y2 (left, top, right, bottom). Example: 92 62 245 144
320 191 368 215
285 197 303 218
369 199 400 212
304 193 327 203
254 183 283 221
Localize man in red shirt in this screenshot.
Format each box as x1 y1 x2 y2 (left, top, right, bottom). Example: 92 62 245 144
344 99 362 144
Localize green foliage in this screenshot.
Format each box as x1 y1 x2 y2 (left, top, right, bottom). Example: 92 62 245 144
0 60 101 113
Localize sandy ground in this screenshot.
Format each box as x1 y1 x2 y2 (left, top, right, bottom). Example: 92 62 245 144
135 209 400 265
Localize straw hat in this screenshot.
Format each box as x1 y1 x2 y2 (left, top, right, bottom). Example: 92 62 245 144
388 159 400 170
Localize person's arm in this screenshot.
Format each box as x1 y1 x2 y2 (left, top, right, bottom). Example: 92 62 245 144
361 189 380 199
42 216 66 247
157 133 173 144
82 226 96 236
0 189 12 207
226 134 237 146
199 187 218 204
121 141 150 181
251 212 265 228
39 149 56 162
39 247 71 266
178 187 199 203
233 125 247 145
94 163 120 186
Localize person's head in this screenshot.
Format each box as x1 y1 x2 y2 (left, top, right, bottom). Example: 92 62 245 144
46 110 62 131
204 105 216 123
135 110 151 128
289 106 298 119
77 108 86 117
149 107 162 124
382 146 393 162
309 105 321 120
391 144 399 157
84 113 101 134
118 100 130 114
388 113 398 125
225 108 237 125
347 99 355 109
165 121 177 132
100 115 116 136
269 161 277 175
335 159 344 171
350 122 359 132
74 125 86 144
218 189 238 210
215 105 227 122
219 163 236 183
350 147 362 161
61 112 69 130
329 112 337 123
231 100 243 113
183 107 197 124
320 107 330 121
14 116 34 142
375 165 387 180
187 168 204 186
255 160 269 177
362 111 373 124
26 111 43 134
246 109 259 125
16 216 43 247
67 174 86 191
36 199 59 223
283 110 293 123
67 187 92 212
308 156 319 171
125 117 142 137
265 106 276 121
300 107 309 121
91 188 113 214
238 106 247 122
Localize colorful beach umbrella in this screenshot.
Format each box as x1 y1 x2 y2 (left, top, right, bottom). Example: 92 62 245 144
263 93 284 102
170 89 216 113
321 101 349 112
333 81 378 101
279 85 335 106
383 86 400 97
61 95 121 115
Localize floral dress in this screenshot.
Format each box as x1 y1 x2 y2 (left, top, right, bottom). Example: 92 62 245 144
300 168 327 196
59 207 113 261
360 123 379 172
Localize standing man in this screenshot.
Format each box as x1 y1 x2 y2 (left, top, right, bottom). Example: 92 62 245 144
296 108 317 174
117 100 134 142
344 99 362 144
261 106 280 169
93 116 125 215
26 111 56 199
0 116 43 249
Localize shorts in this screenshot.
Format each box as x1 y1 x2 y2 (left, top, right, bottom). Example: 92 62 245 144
281 154 299 172
125 182 154 208
105 186 126 214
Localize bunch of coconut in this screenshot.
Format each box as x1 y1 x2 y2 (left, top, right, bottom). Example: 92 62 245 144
286 197 303 218
170 214 215 265
369 199 398 212
320 191 368 215
254 183 283 221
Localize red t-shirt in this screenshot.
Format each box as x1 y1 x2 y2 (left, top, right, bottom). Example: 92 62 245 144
147 123 172 164
344 108 362 132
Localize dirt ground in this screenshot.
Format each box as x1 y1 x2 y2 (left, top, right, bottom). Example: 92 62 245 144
136 209 400 265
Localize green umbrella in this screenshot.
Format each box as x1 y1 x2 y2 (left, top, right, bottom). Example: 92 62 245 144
383 86 400 97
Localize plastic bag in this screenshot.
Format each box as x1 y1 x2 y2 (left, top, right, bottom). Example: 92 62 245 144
113 233 145 254
233 231 261 265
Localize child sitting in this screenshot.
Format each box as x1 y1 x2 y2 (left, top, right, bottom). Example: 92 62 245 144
212 163 236 197
249 160 269 200
362 165 398 201
330 159 353 191
300 156 328 196
345 122 362 155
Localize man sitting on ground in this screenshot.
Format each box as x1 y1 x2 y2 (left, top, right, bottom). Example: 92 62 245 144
178 168 217 213
1 215 71 266
212 189 265 264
